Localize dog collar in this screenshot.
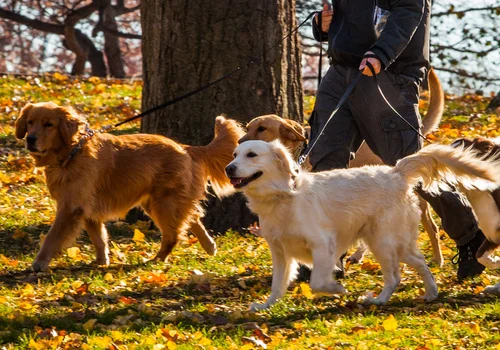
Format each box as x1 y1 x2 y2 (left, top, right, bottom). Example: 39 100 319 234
60 124 96 168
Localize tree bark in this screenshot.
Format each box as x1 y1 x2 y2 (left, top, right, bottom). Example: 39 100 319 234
141 0 303 233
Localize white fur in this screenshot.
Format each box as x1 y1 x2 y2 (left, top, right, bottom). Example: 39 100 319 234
228 141 500 310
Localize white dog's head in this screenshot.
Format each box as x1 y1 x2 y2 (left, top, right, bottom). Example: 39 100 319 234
225 140 299 195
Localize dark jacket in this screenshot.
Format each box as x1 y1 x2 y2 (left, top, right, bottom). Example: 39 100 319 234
313 0 430 81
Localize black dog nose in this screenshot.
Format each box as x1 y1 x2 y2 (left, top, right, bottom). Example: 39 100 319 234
26 134 37 145
225 164 236 176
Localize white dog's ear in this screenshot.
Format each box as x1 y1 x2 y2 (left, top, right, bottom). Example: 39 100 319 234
271 141 300 177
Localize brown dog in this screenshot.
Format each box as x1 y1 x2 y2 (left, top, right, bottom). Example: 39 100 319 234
15 102 244 271
240 68 445 266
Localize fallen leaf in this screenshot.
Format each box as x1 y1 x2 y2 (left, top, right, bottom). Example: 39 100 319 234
382 314 398 331
133 228 145 243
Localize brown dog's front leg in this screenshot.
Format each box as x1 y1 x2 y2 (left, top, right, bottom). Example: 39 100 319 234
33 208 84 271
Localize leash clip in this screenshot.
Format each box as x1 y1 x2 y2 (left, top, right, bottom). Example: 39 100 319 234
298 154 307 166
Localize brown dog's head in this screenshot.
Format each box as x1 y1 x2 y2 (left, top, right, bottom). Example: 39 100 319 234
451 137 500 160
15 102 87 166
238 115 307 154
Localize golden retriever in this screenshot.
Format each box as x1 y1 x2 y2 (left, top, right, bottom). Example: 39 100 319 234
450 137 500 294
239 68 445 266
15 102 244 272
226 140 500 310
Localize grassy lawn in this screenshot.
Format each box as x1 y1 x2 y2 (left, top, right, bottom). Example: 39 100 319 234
0 74 500 349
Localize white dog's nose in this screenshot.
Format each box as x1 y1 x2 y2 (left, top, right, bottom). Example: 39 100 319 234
225 164 236 177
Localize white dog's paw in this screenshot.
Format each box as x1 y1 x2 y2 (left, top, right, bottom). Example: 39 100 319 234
484 284 500 295
359 292 386 306
250 302 270 311
32 259 50 272
311 281 347 295
419 291 439 303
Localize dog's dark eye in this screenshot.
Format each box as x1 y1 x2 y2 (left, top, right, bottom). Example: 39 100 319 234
247 152 257 158
44 122 53 127
233 153 238 158
28 120 34 125
257 126 266 132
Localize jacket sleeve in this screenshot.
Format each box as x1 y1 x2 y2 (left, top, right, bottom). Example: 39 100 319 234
312 12 329 42
370 0 425 69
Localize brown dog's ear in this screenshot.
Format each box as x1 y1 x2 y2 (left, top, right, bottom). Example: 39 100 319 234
15 103 33 139
279 120 307 142
271 141 300 177
57 107 86 145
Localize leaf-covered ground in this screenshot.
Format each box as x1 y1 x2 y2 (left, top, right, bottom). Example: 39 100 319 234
1 74 500 349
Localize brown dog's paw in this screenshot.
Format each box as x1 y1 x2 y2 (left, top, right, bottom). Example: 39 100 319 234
32 260 50 272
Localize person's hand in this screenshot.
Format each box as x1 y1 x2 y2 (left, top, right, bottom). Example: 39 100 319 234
314 4 333 33
359 51 382 76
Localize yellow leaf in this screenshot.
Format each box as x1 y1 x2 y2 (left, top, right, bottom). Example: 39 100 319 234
166 341 177 350
67 247 81 259
104 272 114 282
133 229 145 243
468 322 480 333
382 314 398 331
239 345 254 350
199 337 212 346
21 283 35 297
237 265 246 274
83 319 97 331
53 72 68 81
300 282 314 299
193 331 203 340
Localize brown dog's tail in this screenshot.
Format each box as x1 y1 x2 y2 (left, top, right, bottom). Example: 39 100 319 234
421 68 445 136
393 144 500 192
186 116 245 198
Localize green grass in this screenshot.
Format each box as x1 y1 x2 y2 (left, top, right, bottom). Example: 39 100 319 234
0 74 500 349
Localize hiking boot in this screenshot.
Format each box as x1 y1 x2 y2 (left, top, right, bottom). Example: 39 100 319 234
452 229 486 281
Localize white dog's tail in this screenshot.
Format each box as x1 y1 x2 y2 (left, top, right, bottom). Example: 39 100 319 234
393 144 500 191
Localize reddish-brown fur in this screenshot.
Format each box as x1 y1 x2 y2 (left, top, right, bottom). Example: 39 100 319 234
15 102 244 271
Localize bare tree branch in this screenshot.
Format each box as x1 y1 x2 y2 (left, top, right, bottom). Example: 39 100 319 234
433 67 500 82
433 6 500 18
0 8 64 34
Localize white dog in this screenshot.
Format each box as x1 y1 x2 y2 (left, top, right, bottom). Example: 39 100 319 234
226 140 500 310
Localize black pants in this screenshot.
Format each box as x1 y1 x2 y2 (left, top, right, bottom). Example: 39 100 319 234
309 64 479 246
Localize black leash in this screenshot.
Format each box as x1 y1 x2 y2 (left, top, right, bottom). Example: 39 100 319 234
110 11 319 130
299 55 430 166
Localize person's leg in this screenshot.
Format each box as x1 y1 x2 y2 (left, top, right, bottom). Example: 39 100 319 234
416 186 485 280
309 65 363 171
348 68 422 165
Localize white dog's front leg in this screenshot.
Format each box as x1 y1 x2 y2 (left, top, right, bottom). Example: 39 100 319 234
250 246 296 311
310 243 346 295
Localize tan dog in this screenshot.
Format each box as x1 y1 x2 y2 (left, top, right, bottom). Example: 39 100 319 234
226 140 500 309
15 102 244 271
240 68 445 266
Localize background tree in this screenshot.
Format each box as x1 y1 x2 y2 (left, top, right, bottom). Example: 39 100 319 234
140 0 303 232
0 0 141 77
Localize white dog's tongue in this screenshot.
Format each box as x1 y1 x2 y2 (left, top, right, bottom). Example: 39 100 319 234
230 178 243 186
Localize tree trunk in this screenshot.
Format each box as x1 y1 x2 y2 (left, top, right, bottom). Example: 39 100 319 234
141 0 303 233
103 5 126 78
